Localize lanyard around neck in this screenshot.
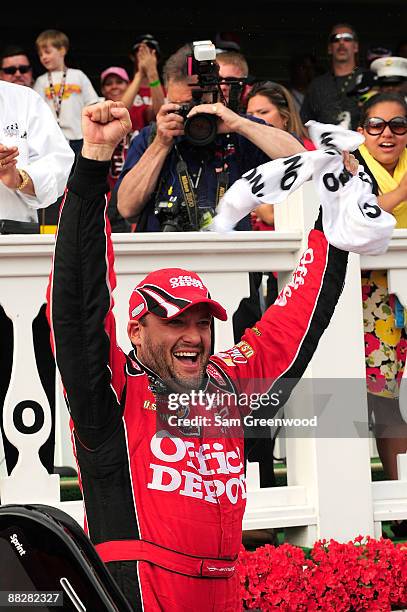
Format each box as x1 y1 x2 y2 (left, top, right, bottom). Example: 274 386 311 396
175 146 229 230
47 67 67 122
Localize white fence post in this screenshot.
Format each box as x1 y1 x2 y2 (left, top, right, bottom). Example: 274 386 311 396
362 232 407 536
274 181 374 546
0 274 59 504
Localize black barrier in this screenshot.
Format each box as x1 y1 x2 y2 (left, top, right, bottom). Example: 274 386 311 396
0 504 133 611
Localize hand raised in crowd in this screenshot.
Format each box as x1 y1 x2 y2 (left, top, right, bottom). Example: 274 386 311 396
154 102 185 148
81 101 132 161
137 43 159 82
0 145 20 189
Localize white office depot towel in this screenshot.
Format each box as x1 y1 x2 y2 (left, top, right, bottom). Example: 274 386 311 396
211 121 395 254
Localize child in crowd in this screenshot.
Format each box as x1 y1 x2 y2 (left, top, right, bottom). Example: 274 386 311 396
34 29 98 156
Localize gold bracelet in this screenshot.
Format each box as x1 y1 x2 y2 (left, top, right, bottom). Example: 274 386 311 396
16 168 30 192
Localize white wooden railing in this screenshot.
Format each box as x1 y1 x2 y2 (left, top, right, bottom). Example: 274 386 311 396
0 182 406 546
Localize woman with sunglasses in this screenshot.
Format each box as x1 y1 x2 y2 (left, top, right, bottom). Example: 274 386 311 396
356 93 407 534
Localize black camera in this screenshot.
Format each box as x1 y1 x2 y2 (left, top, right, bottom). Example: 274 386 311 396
155 196 214 232
180 40 245 147
178 100 218 147
155 197 191 232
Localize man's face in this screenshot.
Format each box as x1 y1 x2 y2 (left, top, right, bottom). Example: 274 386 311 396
166 80 193 105
328 27 358 65
128 303 212 392
0 54 32 87
217 61 246 103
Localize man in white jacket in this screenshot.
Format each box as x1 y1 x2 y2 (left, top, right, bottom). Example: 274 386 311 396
0 80 73 224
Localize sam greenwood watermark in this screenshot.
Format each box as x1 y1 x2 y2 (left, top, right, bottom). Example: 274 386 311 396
166 411 318 430
162 388 318 437
152 378 396 438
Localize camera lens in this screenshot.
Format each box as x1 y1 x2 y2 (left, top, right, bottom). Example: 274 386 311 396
184 113 218 146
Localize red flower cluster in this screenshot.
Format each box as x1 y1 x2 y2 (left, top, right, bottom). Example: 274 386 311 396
237 536 407 611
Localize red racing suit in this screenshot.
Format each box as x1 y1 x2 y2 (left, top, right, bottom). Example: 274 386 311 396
48 156 348 611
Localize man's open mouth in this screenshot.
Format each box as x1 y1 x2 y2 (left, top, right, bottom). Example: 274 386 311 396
173 351 199 365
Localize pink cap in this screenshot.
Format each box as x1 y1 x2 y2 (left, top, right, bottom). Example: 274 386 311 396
100 66 130 84
129 268 227 322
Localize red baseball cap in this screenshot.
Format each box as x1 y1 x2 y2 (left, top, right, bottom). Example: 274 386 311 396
129 268 227 321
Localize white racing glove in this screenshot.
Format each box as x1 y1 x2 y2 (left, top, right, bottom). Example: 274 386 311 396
210 121 395 255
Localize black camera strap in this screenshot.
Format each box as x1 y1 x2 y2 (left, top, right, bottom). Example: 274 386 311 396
176 159 200 230
175 148 229 230
215 170 229 206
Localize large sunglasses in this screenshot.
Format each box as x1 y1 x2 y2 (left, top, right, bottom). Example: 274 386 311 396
329 33 355 43
1 64 31 75
364 116 407 136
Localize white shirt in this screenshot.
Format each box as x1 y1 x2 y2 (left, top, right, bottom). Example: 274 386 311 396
0 81 74 222
34 68 99 141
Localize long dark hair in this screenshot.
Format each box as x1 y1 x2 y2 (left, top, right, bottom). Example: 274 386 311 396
359 92 407 126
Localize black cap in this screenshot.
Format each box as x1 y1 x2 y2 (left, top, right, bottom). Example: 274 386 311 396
378 75 407 85
131 34 160 58
347 70 377 96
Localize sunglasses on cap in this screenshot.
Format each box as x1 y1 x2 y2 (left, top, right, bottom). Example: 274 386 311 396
363 116 407 136
329 33 355 43
1 64 31 75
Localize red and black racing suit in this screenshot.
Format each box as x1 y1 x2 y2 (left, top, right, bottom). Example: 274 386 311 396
48 156 348 611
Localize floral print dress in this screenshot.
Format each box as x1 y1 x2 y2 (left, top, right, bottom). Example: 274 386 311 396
363 270 407 398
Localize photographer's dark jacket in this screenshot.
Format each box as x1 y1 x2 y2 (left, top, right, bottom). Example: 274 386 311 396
110 117 271 232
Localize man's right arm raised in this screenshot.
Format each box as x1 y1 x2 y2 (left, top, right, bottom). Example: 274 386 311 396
48 102 132 449
117 101 184 219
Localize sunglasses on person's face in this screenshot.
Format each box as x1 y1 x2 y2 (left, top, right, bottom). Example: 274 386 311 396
1 64 31 75
329 33 355 43
364 116 407 136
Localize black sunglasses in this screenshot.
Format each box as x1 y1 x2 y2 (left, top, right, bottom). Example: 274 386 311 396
364 116 407 136
1 64 31 75
329 33 355 43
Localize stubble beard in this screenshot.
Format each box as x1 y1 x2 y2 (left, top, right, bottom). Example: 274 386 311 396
139 337 209 393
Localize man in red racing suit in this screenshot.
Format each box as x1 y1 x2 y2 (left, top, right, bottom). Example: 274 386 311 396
48 102 349 611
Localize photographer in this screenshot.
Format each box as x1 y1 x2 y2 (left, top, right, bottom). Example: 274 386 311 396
113 43 304 232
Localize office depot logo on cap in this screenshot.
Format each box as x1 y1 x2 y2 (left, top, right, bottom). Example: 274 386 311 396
129 268 227 321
